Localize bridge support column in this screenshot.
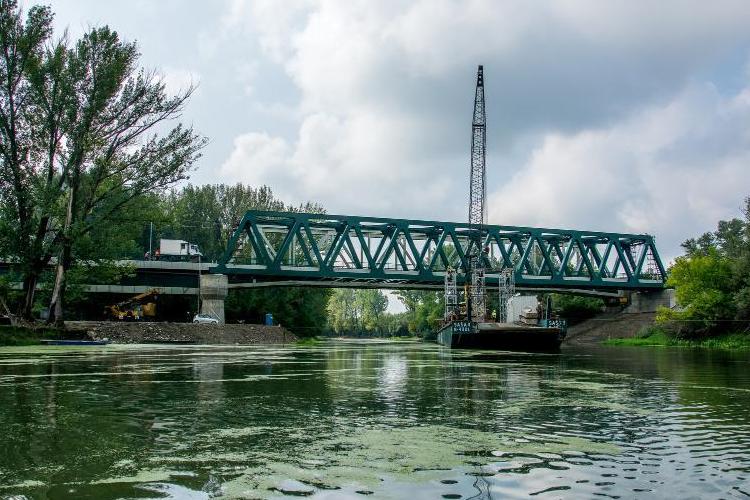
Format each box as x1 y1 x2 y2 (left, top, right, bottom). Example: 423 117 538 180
200 274 228 324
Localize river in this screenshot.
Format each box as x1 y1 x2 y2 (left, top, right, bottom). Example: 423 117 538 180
0 341 749 499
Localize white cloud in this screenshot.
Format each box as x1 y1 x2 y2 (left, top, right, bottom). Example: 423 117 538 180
161 67 200 97
488 82 750 261
220 132 290 190
217 0 750 260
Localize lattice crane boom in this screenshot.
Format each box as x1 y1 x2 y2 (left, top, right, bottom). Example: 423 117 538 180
468 65 487 227
465 65 488 322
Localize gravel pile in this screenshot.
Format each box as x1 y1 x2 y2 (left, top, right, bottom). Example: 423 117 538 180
80 322 297 344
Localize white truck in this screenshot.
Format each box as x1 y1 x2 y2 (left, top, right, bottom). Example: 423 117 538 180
157 239 203 262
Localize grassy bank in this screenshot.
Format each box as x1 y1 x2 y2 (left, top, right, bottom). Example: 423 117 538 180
0 325 65 346
604 329 750 350
295 337 324 346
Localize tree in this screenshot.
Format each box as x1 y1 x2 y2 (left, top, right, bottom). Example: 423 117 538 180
326 288 390 335
551 294 603 324
227 286 331 337
43 27 205 324
657 250 735 338
355 289 388 333
675 196 750 326
327 288 359 333
0 2 206 323
0 0 57 319
393 290 443 334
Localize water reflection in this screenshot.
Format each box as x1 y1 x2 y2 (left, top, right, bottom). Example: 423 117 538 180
0 342 748 499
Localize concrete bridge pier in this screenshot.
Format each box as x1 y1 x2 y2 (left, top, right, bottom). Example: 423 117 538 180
200 274 228 324
623 289 676 314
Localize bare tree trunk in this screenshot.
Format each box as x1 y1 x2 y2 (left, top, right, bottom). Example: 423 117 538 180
21 272 38 320
47 240 72 327
48 188 75 327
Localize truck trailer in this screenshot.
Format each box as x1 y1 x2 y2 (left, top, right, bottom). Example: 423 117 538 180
156 239 203 262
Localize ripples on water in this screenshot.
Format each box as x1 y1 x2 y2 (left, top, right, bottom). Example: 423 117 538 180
0 341 749 499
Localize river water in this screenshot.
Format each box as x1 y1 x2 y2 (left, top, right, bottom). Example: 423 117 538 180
0 341 749 499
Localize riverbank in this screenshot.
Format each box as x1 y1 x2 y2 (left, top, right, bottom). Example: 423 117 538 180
563 311 657 345
604 329 750 350
0 322 297 345
0 325 79 346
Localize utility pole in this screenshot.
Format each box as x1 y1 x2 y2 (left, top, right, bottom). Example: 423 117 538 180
148 222 153 259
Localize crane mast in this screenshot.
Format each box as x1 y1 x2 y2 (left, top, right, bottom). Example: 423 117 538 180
445 65 488 324
467 65 487 322
468 65 487 227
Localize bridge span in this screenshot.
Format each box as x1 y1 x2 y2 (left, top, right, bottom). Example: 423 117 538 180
1 211 667 323
213 211 666 293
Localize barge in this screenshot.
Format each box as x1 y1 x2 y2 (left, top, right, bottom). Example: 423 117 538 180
436 320 565 352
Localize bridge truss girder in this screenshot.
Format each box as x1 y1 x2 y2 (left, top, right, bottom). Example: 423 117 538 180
213 211 667 292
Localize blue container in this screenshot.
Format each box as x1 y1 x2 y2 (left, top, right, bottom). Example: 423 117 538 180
265 313 273 326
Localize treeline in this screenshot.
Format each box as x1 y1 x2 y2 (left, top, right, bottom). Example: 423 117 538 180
326 289 443 337
0 181 331 331
657 197 750 338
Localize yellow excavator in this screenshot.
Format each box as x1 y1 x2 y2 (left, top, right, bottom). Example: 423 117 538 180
105 289 159 321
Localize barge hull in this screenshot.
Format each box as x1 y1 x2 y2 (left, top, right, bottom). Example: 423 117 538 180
437 322 563 352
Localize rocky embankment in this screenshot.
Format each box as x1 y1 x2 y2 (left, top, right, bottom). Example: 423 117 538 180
67 321 297 344
563 312 656 345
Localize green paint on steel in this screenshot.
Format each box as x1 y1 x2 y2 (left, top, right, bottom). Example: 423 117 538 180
211 211 667 291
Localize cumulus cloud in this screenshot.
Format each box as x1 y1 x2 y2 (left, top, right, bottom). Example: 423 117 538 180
217 0 750 259
489 82 750 260
221 132 290 190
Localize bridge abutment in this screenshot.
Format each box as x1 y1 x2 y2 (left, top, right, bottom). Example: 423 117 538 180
200 274 228 324
623 289 676 314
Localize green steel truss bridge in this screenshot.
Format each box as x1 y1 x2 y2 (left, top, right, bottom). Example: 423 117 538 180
212 211 666 294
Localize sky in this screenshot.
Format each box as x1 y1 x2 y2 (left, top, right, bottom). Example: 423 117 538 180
41 0 750 265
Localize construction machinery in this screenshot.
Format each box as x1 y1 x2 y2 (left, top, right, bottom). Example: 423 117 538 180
437 65 565 350
105 289 159 321
444 65 488 324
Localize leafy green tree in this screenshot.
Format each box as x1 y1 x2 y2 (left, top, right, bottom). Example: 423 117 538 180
227 287 331 337
551 294 603 324
45 26 205 324
0 2 205 323
393 290 443 334
159 184 323 262
327 288 358 333
0 1 58 319
326 289 389 335
657 250 735 338
673 196 750 329
355 289 388 333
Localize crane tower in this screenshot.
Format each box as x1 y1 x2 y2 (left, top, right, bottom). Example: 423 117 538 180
443 65 489 324
468 65 487 227
467 65 487 322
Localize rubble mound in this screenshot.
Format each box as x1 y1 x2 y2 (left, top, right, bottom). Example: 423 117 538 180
77 322 297 344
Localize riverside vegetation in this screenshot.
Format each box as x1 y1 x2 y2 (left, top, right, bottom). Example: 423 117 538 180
607 197 750 350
